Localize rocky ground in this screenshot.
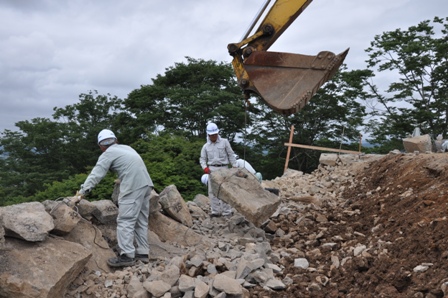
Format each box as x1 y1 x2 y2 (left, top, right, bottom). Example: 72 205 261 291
253 152 448 298
66 151 448 298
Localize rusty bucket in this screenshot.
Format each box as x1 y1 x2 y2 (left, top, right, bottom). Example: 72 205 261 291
242 48 349 115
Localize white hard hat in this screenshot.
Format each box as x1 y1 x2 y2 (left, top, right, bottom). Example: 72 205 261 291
97 129 116 144
206 123 219 135
255 172 263 183
201 174 209 185
234 154 239 160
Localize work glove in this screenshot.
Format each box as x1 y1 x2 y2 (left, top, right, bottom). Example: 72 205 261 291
203 167 210 174
79 184 91 196
65 191 83 208
74 191 84 204
77 190 85 199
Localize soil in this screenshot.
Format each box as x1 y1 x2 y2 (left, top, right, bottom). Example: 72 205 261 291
249 153 448 298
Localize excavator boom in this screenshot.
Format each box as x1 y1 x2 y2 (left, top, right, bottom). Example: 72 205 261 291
228 0 349 115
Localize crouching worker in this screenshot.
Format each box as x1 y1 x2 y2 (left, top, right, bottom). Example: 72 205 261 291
78 129 154 268
234 154 263 183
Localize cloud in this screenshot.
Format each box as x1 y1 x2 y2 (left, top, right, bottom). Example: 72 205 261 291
0 0 446 132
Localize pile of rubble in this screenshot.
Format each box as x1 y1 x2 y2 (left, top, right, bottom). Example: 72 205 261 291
0 153 383 298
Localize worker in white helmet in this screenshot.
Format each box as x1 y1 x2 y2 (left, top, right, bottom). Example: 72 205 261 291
78 129 154 267
234 154 263 183
199 122 237 217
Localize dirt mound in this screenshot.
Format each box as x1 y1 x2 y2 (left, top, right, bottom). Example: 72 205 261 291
250 153 448 298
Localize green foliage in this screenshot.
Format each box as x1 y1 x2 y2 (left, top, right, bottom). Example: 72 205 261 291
0 119 74 198
32 173 88 202
29 172 119 203
132 134 206 201
363 17 448 144
0 195 29 207
365 139 403 154
32 134 207 203
52 90 129 156
124 57 247 142
0 91 127 203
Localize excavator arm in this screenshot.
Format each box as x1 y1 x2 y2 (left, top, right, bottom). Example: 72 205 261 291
228 0 349 115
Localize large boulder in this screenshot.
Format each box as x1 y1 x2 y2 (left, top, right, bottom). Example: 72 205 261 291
63 220 116 273
210 168 281 227
0 214 4 249
159 185 193 227
42 200 81 235
403 134 432 153
0 202 54 242
90 200 119 224
0 237 91 298
149 212 213 249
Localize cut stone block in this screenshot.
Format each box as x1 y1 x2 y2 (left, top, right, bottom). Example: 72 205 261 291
403 134 432 153
0 202 54 242
209 168 281 227
319 153 338 166
91 200 118 224
149 212 212 250
43 200 81 235
159 185 193 227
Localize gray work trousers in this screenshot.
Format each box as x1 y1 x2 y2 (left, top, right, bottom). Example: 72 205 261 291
117 185 151 258
208 165 233 216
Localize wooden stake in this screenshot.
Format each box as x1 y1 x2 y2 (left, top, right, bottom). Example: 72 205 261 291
283 126 362 173
283 125 295 173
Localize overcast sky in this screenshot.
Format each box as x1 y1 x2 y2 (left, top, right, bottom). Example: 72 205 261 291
0 0 445 132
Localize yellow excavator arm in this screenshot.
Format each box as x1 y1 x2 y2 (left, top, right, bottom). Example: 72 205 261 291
228 0 349 115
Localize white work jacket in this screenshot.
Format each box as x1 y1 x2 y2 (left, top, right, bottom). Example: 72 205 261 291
82 144 153 198
200 136 236 169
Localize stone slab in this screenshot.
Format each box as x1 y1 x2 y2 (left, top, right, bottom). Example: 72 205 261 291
210 168 281 227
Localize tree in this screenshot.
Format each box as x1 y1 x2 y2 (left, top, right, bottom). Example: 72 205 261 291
0 91 129 204
0 54 369 204
362 17 448 147
124 57 247 141
0 118 72 200
132 134 206 201
244 66 366 178
52 90 130 155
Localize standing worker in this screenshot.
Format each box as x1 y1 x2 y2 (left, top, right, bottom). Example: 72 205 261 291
200 123 237 217
78 129 154 267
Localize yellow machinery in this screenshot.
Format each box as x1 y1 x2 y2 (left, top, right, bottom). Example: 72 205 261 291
228 0 349 115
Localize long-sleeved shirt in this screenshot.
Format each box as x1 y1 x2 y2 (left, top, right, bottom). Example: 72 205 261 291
200 136 237 169
81 144 153 198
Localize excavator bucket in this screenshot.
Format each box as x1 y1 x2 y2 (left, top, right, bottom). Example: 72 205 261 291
243 48 349 115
